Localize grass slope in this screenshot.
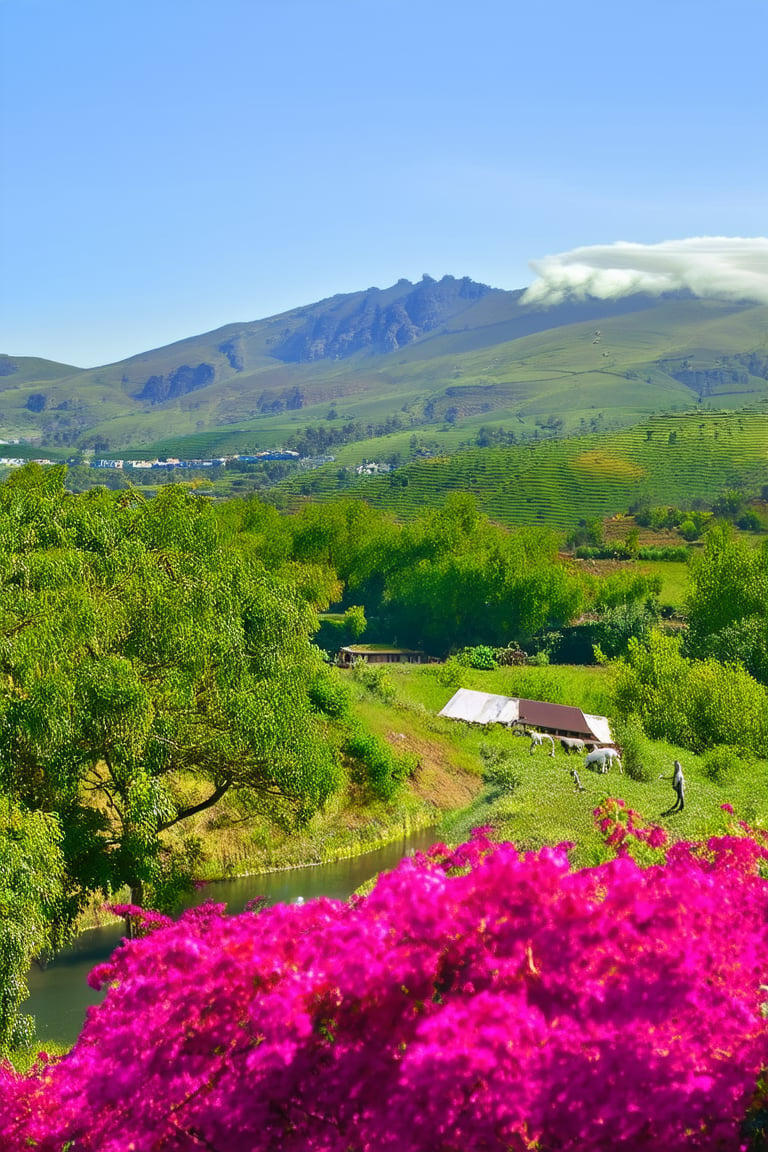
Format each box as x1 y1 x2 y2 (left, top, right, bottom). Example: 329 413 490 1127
4 287 768 455
383 664 768 868
278 408 768 529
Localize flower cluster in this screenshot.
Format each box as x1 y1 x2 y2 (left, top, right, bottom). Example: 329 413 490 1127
2 828 768 1150
594 796 669 850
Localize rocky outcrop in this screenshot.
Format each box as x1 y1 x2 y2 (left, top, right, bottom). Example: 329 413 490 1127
218 340 244 372
271 275 494 363
135 363 215 404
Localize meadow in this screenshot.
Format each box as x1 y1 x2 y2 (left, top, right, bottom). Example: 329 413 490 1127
342 663 764 871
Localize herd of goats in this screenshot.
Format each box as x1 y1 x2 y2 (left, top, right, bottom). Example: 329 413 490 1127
524 729 622 771
520 728 685 812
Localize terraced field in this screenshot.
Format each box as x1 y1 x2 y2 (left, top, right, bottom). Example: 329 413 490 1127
277 408 768 528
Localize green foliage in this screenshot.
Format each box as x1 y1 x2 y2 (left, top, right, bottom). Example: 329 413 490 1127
566 518 605 550
344 727 411 800
0 796 65 1053
308 668 351 718
614 631 768 755
703 745 744 784
590 569 662 612
350 660 396 704
592 600 659 660
343 604 367 639
479 745 521 800
284 493 587 656
0 471 342 920
613 715 654 783
457 645 498 670
686 526 768 683
435 656 464 689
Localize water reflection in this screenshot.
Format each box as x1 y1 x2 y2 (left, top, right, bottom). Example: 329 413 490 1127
25 827 440 1045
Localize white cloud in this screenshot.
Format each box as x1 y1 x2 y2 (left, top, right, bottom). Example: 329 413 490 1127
523 237 768 306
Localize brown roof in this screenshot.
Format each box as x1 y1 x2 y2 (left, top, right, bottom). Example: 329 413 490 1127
517 698 592 736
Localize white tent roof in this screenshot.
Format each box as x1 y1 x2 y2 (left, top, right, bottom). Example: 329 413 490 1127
438 689 614 743
583 713 613 744
438 688 520 726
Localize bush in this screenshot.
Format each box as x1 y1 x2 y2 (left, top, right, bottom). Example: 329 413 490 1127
456 645 497 670
8 830 768 1150
493 643 528 666
307 669 351 717
435 655 464 688
344 727 408 798
613 714 654 782
636 546 689 561
350 660 396 703
479 745 521 799
703 744 743 783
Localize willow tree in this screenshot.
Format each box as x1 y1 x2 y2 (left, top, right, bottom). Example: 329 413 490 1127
0 468 340 921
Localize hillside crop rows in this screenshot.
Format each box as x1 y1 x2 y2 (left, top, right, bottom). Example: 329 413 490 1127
279 409 768 528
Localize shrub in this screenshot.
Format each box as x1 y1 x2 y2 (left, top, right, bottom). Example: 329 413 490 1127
344 727 408 798
703 744 743 783
307 669 351 717
350 659 396 703
613 714 654 782
456 645 497 670
435 655 464 688
6 828 768 1150
479 745 521 799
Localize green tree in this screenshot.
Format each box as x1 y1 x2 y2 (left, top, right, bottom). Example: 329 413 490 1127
0 471 341 920
686 526 768 682
0 796 64 1053
614 631 768 754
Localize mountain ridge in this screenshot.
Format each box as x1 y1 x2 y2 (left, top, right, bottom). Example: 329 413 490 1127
2 279 768 454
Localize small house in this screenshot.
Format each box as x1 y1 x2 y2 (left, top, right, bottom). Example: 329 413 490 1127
338 644 429 667
438 687 614 745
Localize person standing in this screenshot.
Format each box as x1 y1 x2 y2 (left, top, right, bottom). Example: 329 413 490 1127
660 759 685 814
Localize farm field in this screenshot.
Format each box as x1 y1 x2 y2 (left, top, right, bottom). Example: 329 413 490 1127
276 408 768 529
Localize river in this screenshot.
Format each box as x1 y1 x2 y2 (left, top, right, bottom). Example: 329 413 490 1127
25 827 441 1046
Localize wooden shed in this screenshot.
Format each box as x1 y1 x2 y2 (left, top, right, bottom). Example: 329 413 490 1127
338 644 428 667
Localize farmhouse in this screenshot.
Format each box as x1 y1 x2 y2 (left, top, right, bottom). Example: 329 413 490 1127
338 644 429 667
438 687 613 745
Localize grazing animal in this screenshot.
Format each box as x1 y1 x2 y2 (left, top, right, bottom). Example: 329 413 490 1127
559 736 586 755
584 746 623 774
570 768 587 793
529 731 555 757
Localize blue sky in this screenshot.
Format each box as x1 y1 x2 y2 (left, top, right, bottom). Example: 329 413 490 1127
2 0 767 367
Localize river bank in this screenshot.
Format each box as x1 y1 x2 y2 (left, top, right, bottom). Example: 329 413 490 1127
25 825 443 1047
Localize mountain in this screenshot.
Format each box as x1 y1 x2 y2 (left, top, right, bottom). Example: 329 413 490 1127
2 277 768 455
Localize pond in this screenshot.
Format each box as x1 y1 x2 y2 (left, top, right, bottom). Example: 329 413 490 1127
25 827 441 1046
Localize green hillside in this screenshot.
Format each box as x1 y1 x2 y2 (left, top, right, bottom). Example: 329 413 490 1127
4 278 768 456
275 408 768 528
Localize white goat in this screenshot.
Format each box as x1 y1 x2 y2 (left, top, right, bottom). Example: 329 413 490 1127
584 747 623 774
529 730 555 757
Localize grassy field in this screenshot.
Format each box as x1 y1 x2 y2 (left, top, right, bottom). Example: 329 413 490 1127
362 664 768 868
636 560 690 609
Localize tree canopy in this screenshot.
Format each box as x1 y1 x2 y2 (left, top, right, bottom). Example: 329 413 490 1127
0 469 340 918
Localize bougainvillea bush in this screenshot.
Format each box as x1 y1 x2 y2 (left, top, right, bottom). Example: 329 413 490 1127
3 814 768 1151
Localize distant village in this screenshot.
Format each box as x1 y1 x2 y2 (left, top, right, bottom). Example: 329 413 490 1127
0 450 335 471
0 446 406 476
